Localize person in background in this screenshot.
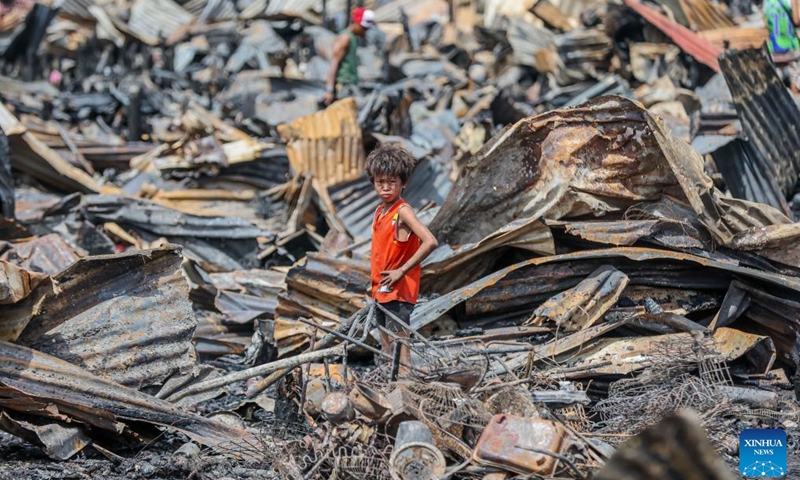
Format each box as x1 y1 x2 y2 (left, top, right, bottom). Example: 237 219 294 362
765 0 800 53
366 144 438 372
322 7 376 105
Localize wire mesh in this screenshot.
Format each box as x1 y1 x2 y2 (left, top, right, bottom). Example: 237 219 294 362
592 334 728 442
329 445 394 480
393 380 492 459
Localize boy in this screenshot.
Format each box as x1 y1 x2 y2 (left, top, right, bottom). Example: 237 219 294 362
366 144 438 371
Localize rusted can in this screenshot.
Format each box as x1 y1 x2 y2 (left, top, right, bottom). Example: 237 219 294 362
389 421 446 480
473 414 565 476
348 382 390 419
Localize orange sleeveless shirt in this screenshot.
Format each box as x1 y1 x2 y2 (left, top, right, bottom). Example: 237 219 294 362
370 199 421 304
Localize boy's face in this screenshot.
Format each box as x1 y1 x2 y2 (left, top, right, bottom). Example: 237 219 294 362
373 174 404 204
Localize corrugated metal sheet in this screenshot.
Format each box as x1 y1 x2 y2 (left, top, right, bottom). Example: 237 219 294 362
0 131 13 219
1 234 80 275
624 0 720 72
654 0 733 31
329 175 379 240
7 247 198 390
410 246 800 331
266 0 318 18
712 139 789 215
373 0 448 24
548 218 682 247
527 265 629 332
438 95 794 247
0 103 100 193
549 0 593 20
127 0 194 45
278 98 365 187
242 0 327 22
698 27 768 51
711 280 800 365
216 290 278 323
273 252 369 356
81 194 274 239
193 311 251 357
0 411 89 460
0 341 257 456
182 0 237 21
60 0 99 19
0 260 47 305
719 47 800 211
427 95 797 296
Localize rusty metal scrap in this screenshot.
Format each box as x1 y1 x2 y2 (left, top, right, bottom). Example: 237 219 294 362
711 280 800 366
595 409 737 480
0 260 48 305
0 0 797 477
623 0 721 72
0 341 258 459
2 247 197 390
526 265 629 332
565 327 775 377
429 96 686 262
412 246 800 332
278 98 366 187
0 102 101 194
273 252 369 357
654 0 734 31
0 411 90 460
720 47 800 207
428 96 796 299
0 234 81 275
473 414 565 476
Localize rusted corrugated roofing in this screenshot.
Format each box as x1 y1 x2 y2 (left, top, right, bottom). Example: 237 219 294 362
0 103 101 194
654 0 733 31
6 247 198 390
241 0 327 22
126 0 194 45
624 0 721 72
698 27 768 51
273 252 369 356
0 260 47 305
0 341 257 457
1 234 80 275
374 0 448 24
428 95 794 288
278 98 365 187
719 47 800 211
411 246 800 331
711 139 789 215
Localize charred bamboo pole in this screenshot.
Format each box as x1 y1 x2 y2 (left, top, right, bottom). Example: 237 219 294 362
165 344 347 403
246 304 371 398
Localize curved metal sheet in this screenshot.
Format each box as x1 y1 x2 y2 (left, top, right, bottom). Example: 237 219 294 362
411 247 800 330
0 341 258 457
9 247 198 390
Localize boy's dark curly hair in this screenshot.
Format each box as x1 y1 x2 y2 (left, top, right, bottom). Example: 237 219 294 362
365 144 416 183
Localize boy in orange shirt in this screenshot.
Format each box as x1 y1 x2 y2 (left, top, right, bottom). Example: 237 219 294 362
366 144 438 370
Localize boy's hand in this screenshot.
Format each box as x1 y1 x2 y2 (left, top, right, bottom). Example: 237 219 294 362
380 269 404 287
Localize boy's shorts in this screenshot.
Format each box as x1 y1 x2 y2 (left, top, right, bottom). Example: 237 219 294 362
375 301 414 333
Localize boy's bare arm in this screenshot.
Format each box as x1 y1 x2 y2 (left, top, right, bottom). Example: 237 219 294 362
379 206 439 287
